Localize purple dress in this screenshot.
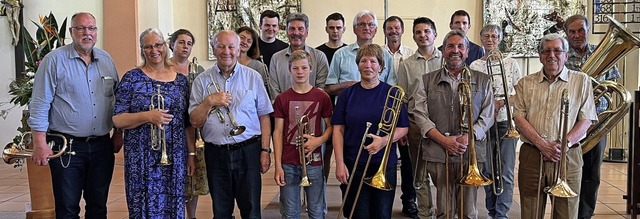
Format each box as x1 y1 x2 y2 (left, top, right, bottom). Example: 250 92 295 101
114 68 189 218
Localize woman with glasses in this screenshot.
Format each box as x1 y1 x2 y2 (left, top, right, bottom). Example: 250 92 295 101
469 24 522 219
113 28 191 218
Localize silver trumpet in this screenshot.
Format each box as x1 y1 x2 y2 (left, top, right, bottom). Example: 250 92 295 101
150 84 170 166
3 132 75 167
207 80 246 136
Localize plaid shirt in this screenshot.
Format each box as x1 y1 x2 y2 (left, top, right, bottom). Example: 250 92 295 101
565 44 621 113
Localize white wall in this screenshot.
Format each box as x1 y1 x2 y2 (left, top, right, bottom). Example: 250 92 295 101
0 17 19 145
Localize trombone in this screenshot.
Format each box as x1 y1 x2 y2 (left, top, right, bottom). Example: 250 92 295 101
336 86 405 219
485 49 519 195
150 84 171 166
295 106 313 187
206 77 246 136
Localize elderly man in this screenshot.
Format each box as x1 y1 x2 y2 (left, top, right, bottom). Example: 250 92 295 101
324 10 395 97
28 12 119 218
411 30 494 219
439 10 484 66
259 10 289 69
396 16 441 219
269 13 329 100
514 33 597 219
562 14 619 219
189 30 273 219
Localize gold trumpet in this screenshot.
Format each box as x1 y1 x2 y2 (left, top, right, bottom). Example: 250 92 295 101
337 86 405 219
295 106 313 187
189 57 206 149
207 79 246 136
546 89 578 198
3 132 75 167
579 16 638 154
150 84 170 166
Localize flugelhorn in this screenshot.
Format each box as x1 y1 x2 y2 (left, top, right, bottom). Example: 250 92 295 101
545 89 578 198
295 106 313 187
3 132 75 167
579 16 638 154
208 79 246 136
150 84 170 166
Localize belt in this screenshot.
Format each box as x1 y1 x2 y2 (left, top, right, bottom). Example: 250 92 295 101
49 131 110 143
522 142 580 149
206 135 261 150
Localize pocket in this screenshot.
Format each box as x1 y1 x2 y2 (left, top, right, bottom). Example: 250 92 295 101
102 77 115 97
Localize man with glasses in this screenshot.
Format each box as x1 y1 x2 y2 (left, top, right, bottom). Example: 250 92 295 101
28 12 120 219
325 10 395 97
563 14 621 219
513 33 597 219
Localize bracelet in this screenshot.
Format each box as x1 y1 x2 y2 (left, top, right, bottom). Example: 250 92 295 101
188 152 196 156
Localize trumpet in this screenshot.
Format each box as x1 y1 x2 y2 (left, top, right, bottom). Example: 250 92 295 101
295 106 313 187
3 132 75 167
190 57 206 149
150 84 170 166
207 79 246 136
337 86 405 219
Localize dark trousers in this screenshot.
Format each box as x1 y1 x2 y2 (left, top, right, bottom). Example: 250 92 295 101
340 161 397 219
578 136 607 219
49 135 115 219
204 141 262 219
399 144 416 203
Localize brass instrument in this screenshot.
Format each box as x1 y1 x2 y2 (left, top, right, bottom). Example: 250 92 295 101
337 86 405 219
190 57 205 149
295 106 313 187
579 16 639 154
150 84 170 166
3 132 75 167
546 89 578 198
207 78 246 136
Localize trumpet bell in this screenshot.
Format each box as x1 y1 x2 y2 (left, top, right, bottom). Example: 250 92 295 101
364 172 393 191
547 180 578 198
459 163 493 186
300 176 312 187
3 142 26 164
158 152 171 166
229 126 246 136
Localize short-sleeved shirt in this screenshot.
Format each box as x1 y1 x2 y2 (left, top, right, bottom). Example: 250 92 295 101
326 43 395 86
273 88 333 166
469 57 523 122
332 82 409 166
268 45 329 100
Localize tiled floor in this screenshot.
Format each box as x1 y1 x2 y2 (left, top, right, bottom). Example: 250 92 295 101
0 152 633 218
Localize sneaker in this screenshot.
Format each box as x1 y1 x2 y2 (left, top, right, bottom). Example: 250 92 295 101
402 202 419 218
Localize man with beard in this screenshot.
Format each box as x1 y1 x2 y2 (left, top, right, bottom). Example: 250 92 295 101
396 17 441 219
259 10 289 69
514 33 596 219
411 30 494 218
439 10 484 66
325 10 395 97
269 13 329 100
563 14 620 219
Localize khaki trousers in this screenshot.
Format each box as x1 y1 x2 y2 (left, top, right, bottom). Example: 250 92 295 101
427 161 480 219
408 123 435 218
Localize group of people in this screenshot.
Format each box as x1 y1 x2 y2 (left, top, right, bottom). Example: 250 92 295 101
25 8 614 219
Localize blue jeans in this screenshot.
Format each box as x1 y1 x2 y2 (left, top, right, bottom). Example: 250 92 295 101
482 121 516 219
48 134 115 219
340 161 397 219
279 164 325 219
204 141 262 219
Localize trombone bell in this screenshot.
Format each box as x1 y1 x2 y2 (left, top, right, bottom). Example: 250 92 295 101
546 180 578 198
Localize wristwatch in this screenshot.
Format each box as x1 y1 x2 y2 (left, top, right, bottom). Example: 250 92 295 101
261 147 272 153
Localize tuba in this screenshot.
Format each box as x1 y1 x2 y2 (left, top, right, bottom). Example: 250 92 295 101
580 16 639 153
150 84 171 166
3 132 75 167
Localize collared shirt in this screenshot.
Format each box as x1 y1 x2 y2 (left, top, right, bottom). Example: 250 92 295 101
410 68 494 163
469 56 522 122
189 62 273 145
28 44 118 137
326 43 395 86
513 67 597 144
383 44 415 74
268 45 329 100
397 49 442 110
565 43 621 113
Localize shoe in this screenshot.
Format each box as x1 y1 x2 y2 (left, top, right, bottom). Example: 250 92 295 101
402 202 419 218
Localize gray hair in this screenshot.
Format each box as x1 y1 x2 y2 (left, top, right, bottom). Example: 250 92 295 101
210 30 241 48
442 30 469 49
138 28 172 67
538 33 569 53
286 13 310 29
352 10 377 28
70 12 96 27
480 24 503 42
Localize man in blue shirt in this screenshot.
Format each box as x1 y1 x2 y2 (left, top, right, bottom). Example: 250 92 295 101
28 12 119 219
439 10 484 66
189 30 273 219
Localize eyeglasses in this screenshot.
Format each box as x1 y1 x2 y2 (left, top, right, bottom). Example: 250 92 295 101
356 22 376 28
72 26 98 32
142 42 165 50
540 49 566 55
482 34 499 40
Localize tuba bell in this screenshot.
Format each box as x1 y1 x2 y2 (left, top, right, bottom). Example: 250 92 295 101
579 16 639 153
